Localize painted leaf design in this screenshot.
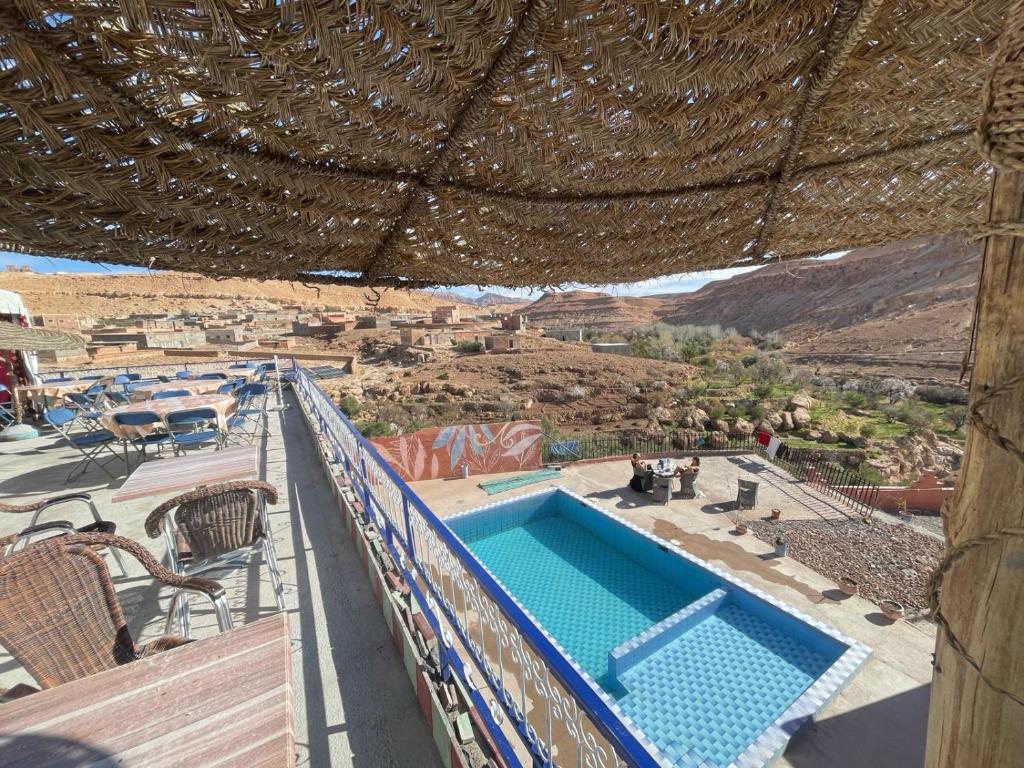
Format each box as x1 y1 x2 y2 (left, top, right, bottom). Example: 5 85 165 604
480 423 495 442
450 428 466 470
503 432 541 458
467 427 484 456
412 439 426 479
433 426 454 449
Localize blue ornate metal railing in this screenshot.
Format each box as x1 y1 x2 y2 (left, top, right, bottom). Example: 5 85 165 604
292 365 660 768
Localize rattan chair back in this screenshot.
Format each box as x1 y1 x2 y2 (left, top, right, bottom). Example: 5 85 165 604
0 540 132 688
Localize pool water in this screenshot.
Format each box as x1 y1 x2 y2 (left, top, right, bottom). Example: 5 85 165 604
447 488 862 768
465 512 701 687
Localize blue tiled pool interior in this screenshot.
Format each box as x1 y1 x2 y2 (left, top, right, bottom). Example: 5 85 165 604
447 489 851 768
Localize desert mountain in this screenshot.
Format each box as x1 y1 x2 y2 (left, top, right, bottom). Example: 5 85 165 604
523 289 668 328
521 235 979 379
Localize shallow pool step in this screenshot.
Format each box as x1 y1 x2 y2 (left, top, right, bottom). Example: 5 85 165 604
608 588 728 684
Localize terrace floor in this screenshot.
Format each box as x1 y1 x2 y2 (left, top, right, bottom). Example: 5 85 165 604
411 455 938 768
0 393 441 768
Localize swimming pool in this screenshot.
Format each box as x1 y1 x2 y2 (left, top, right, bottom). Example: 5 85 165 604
446 487 869 768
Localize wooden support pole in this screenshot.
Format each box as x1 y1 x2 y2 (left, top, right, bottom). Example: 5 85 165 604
926 7 1024 760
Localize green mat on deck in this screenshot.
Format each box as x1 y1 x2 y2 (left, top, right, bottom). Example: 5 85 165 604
478 469 562 495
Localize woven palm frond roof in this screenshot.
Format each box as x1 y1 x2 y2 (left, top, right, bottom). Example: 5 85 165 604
0 0 1007 288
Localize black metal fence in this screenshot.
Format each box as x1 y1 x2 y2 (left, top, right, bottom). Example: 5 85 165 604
542 430 757 463
756 442 880 516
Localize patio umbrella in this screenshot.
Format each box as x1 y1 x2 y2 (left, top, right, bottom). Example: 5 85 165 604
0 322 87 441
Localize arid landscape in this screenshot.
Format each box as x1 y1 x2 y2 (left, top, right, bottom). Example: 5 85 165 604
2 234 977 487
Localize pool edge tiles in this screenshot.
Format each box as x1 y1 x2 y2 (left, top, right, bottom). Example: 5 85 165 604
443 486 871 768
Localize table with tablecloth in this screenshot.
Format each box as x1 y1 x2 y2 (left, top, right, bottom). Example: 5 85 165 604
17 380 91 410
185 367 258 382
130 378 227 401
100 393 237 438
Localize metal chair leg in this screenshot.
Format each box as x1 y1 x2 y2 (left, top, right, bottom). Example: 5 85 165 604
263 535 285 611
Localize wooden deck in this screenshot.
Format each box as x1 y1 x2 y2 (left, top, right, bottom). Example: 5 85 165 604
0 614 294 768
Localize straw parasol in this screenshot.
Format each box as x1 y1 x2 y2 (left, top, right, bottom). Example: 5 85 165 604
0 2 1008 288
0 322 86 441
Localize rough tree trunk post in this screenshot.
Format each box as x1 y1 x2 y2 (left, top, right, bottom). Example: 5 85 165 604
925 6 1024 765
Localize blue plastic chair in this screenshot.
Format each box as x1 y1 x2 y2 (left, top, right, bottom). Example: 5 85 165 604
126 373 142 382
85 383 106 398
152 389 191 400
198 372 227 380
110 410 172 470
175 370 192 380
0 383 14 426
157 374 171 383
228 362 249 369
166 407 222 454
78 375 103 381
112 374 131 393
42 376 75 384
44 408 120 481
226 383 270 444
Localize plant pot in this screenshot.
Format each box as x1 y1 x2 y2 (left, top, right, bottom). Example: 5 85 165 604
839 577 858 596
770 508 782 520
735 523 748 535
774 542 788 557
880 599 905 621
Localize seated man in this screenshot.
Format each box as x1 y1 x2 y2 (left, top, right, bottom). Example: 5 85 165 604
675 457 701 498
629 453 653 492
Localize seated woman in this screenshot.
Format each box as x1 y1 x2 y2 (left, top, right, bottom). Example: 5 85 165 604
675 457 701 498
629 453 653 492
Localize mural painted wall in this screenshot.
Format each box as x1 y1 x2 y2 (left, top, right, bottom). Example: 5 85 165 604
370 420 544 482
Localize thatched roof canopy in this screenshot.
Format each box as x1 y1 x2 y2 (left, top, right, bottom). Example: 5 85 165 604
0 1 1006 287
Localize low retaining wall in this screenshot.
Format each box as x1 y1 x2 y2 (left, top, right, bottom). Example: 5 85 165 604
296 390 512 768
837 471 954 513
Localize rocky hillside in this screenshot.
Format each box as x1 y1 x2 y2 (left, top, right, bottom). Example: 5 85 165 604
0 271 482 318
521 235 980 379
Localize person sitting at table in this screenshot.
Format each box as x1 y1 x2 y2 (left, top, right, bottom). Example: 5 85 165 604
675 457 701 498
629 453 653 492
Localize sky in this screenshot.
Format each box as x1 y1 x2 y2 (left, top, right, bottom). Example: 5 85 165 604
0 250 843 299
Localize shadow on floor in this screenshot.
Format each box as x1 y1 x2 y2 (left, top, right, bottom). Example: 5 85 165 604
0 733 117 768
278 399 442 768
784 685 929 767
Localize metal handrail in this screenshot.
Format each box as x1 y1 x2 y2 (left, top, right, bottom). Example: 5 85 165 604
292 365 654 768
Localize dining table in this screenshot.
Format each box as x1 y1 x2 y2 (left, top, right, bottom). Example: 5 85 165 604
130 378 228 401
112 444 260 502
101 393 237 439
17 379 90 409
0 614 294 768
186 367 258 382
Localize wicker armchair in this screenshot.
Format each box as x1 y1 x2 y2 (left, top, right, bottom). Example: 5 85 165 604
0 493 127 576
145 481 285 638
0 532 232 694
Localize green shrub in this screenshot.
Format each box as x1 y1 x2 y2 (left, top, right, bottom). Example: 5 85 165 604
740 354 758 368
356 420 394 438
859 423 877 439
454 340 483 353
946 404 968 431
749 403 767 421
857 464 888 485
751 382 774 400
337 395 362 418
842 391 868 409
897 401 934 430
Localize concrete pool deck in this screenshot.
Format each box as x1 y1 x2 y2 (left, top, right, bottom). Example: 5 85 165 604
0 395 441 768
411 456 937 768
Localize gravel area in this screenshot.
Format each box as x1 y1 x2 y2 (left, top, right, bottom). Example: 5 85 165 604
749 518 945 612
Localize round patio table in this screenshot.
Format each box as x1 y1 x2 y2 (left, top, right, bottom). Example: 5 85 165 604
101 393 236 439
